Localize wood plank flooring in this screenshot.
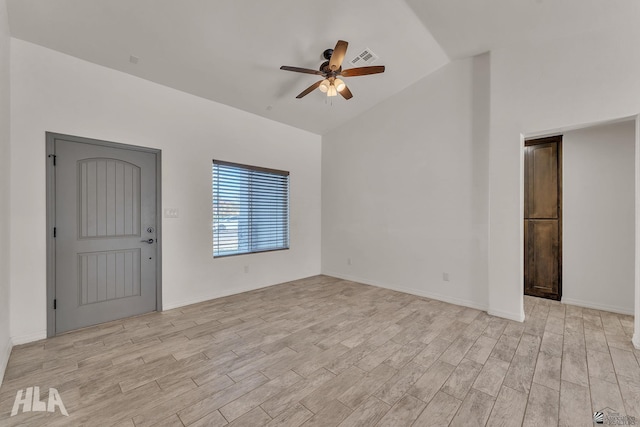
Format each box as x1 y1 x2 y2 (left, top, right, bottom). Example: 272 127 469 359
0 275 638 426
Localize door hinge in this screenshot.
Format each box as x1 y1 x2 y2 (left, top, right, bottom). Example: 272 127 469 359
53 299 56 310
48 154 57 166
53 227 57 238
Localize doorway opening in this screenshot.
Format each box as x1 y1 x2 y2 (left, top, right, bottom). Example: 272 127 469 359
522 119 636 316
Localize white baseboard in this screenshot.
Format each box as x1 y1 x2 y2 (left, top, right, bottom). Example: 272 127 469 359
633 333 640 350
487 308 525 323
11 331 47 346
0 336 13 386
163 286 264 311
162 278 311 311
322 270 489 312
561 297 634 316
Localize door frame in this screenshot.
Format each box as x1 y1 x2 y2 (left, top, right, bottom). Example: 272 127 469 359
520 115 640 351
45 132 163 337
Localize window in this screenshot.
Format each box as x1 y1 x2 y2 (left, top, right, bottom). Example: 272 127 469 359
212 160 289 257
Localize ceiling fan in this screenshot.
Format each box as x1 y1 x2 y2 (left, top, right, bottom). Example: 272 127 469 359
280 40 385 100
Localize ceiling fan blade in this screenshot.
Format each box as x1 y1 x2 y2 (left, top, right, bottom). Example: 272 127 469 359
280 66 324 76
340 65 385 77
296 80 323 98
329 40 348 71
339 85 353 100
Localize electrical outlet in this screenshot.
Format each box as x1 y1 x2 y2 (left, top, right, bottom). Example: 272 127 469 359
244 266 249 273
443 272 450 282
347 258 352 266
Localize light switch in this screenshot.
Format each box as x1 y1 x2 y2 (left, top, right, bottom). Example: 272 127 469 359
164 208 179 218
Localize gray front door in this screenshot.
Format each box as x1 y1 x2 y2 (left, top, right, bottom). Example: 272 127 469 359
54 137 157 334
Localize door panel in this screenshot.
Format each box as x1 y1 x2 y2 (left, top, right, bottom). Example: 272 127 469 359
78 249 141 305
55 138 157 334
79 159 141 238
525 220 559 297
524 137 562 300
527 144 558 219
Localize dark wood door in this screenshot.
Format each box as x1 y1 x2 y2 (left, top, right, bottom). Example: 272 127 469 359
524 136 562 300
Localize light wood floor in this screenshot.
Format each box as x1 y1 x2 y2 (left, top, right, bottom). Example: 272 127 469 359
0 275 638 426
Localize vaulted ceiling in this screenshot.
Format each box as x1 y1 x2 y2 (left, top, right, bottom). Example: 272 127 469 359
6 0 638 134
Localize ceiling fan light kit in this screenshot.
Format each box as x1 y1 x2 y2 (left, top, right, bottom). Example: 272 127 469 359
319 78 346 96
280 40 385 101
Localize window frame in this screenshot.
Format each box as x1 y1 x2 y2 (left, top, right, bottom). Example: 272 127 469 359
212 159 290 258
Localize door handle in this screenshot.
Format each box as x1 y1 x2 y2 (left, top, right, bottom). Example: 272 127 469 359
141 238 155 244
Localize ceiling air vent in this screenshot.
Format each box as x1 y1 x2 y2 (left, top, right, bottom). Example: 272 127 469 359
350 48 378 66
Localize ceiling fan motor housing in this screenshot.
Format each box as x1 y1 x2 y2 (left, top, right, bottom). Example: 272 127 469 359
319 61 341 74
323 48 333 60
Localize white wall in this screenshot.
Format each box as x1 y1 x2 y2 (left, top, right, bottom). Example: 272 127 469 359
7 11 640 354
322 54 490 310
0 0 11 384
563 121 635 314
488 18 640 346
9 39 322 343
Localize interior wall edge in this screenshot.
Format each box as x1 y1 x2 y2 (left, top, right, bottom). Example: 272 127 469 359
635 114 640 352
0 336 12 386
0 0 12 389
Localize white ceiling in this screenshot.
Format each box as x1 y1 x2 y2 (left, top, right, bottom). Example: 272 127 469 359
406 0 639 59
6 0 639 135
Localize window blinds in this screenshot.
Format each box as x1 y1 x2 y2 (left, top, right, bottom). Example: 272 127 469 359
213 160 289 257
